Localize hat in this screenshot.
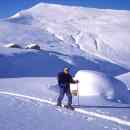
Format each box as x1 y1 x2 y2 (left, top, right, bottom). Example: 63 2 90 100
64 67 70 72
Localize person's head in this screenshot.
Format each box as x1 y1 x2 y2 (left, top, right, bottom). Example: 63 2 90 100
64 67 70 74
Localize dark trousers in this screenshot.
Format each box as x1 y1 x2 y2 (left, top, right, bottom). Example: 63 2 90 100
57 85 72 106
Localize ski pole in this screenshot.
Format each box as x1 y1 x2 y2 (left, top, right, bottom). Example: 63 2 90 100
77 82 79 106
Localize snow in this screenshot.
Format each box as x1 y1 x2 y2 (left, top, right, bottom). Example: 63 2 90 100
0 2 130 67
10 13 21 19
0 91 130 127
4 43 21 48
0 77 130 130
71 70 130 103
25 43 41 50
116 72 130 90
25 2 130 66
4 43 15 48
0 2 130 130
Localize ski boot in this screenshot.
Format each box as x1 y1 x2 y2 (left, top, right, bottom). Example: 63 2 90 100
64 104 75 110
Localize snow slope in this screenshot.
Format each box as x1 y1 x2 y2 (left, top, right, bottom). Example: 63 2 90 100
0 77 130 130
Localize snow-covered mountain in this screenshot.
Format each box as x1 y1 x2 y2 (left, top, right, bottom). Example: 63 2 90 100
0 3 130 130
0 2 130 77
3 3 130 60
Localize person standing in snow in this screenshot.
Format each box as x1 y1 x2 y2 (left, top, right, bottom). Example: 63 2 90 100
57 67 78 109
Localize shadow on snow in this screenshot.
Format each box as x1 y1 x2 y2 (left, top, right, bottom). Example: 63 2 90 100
0 49 128 78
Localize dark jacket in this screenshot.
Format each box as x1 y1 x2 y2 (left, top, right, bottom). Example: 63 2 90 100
57 72 76 89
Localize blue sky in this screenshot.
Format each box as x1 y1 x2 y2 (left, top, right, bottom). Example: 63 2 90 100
0 0 130 18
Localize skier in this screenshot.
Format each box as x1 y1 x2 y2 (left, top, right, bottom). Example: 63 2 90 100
57 67 79 110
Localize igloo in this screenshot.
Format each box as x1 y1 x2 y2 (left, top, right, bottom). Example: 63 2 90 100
70 70 130 104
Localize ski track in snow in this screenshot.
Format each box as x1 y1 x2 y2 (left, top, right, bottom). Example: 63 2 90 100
0 91 130 127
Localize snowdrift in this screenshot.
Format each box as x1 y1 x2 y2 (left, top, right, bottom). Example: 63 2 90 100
71 70 130 104
116 72 130 90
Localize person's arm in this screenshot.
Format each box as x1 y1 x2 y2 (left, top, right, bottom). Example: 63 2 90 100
69 74 79 84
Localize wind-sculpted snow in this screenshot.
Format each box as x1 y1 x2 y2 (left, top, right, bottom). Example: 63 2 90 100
0 47 128 78
71 70 130 104
116 72 130 90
